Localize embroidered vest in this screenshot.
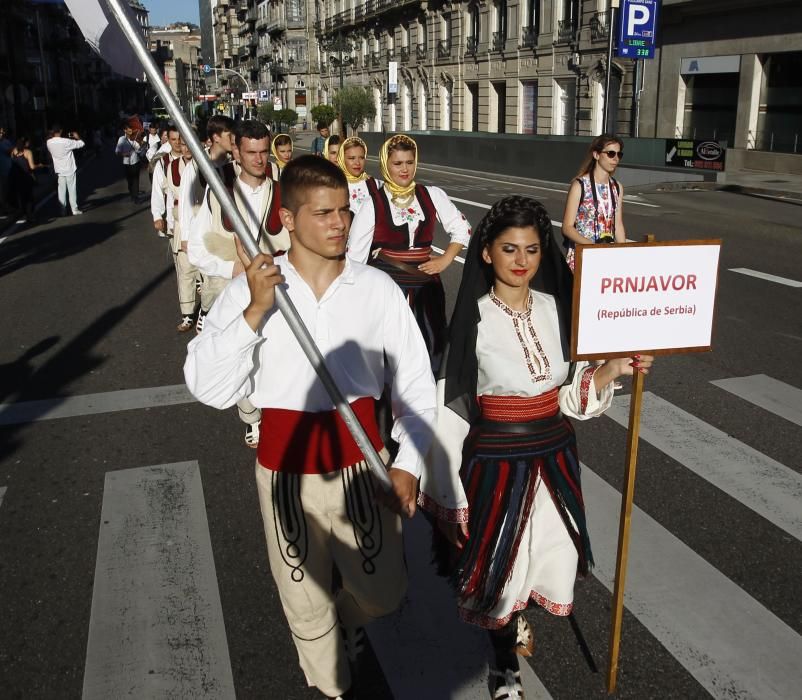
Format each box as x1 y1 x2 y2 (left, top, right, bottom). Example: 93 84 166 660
366 180 437 252
203 167 290 265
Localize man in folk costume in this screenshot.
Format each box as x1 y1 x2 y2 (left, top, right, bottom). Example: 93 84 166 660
177 114 236 333
185 155 436 700
158 134 201 332
188 119 289 448
150 125 180 239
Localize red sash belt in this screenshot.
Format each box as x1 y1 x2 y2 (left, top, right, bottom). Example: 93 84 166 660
257 397 383 474
478 389 560 422
380 246 432 263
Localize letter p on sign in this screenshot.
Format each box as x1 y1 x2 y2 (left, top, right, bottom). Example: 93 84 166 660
627 5 650 35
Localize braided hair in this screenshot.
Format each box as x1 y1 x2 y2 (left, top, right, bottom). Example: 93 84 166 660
443 195 574 421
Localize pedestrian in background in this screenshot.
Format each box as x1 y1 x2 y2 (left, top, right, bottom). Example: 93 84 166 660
115 123 143 203
561 134 626 271
311 121 329 157
9 136 46 223
0 126 13 215
46 125 85 216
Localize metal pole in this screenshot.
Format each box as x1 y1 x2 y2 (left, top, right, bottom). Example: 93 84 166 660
602 0 618 133
104 0 393 491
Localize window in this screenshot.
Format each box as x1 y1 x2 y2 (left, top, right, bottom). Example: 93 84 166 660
521 80 537 134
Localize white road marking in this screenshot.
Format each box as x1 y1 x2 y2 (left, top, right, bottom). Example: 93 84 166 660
83 461 235 700
606 393 802 541
729 268 802 288
584 465 802 700
711 374 802 428
0 486 6 509
0 384 195 425
450 196 491 210
368 512 552 699
431 244 465 264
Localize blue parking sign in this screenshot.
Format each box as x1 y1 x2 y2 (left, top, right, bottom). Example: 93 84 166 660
617 0 660 59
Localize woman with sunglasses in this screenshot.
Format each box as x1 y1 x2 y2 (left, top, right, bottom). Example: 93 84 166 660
561 134 627 271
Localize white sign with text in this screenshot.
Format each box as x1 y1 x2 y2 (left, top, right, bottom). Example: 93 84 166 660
572 241 722 359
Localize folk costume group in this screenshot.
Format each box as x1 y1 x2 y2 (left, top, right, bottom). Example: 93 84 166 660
170 123 653 700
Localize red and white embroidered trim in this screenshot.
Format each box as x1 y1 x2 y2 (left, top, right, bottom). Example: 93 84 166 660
458 590 573 630
381 246 432 263
479 390 560 422
579 365 598 415
417 492 469 523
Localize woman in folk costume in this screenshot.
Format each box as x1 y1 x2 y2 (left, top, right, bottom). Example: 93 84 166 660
335 136 382 215
271 133 293 172
323 133 341 163
419 196 652 699
348 134 471 368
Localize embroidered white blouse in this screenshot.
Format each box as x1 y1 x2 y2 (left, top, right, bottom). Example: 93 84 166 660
420 290 614 520
347 178 383 214
347 185 472 264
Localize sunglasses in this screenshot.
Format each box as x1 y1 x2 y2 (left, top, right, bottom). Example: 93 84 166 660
600 149 623 160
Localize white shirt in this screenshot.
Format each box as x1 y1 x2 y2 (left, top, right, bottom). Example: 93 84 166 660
188 176 269 279
150 151 179 224
348 184 472 264
421 290 614 516
145 133 163 161
46 136 85 176
184 257 437 477
115 135 141 165
166 157 192 233
178 155 230 243
347 178 383 214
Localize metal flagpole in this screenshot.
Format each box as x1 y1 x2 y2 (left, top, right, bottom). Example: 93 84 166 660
104 0 393 491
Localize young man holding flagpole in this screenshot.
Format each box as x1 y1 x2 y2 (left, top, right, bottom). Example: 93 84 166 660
185 156 437 698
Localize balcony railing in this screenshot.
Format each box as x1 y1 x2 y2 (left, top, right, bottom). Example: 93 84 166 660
491 31 505 52
355 4 364 19
237 45 250 58
267 18 287 33
556 19 577 44
437 39 451 59
416 43 427 60
590 12 608 41
465 36 478 56
371 51 381 67
520 25 537 49
400 46 410 62
256 15 268 30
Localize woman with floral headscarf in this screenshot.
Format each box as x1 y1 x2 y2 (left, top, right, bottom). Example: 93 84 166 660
335 135 383 215
348 134 471 368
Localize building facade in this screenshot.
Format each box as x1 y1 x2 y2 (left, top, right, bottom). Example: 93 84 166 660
0 0 149 138
150 26 203 118
640 0 802 154
312 0 637 136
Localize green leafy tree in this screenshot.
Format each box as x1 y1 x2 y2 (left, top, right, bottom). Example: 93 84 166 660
257 103 275 125
310 103 337 127
334 86 376 135
276 108 299 132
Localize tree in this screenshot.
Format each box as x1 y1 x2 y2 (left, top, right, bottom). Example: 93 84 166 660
257 103 275 125
310 103 336 127
334 86 376 135
276 108 299 132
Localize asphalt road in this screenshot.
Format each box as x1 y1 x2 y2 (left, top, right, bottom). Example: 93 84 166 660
0 148 800 700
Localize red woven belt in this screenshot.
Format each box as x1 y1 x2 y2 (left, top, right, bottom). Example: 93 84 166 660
379 246 432 263
478 389 560 422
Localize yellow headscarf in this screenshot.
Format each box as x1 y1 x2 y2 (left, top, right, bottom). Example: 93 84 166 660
271 133 293 170
337 136 369 183
379 134 418 206
322 135 340 164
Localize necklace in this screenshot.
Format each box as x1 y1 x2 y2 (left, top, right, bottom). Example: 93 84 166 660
489 288 552 384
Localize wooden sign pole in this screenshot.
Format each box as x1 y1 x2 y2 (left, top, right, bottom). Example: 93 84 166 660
606 233 655 694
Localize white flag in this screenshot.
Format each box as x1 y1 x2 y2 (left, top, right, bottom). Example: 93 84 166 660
63 0 143 80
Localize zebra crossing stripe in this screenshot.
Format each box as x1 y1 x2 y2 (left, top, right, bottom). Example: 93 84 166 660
367 513 553 699
0 384 195 425
83 462 235 700
606 393 802 542
584 465 802 700
710 374 802 428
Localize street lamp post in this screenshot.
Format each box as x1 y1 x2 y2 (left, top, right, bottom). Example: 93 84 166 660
320 31 353 135
215 66 252 118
